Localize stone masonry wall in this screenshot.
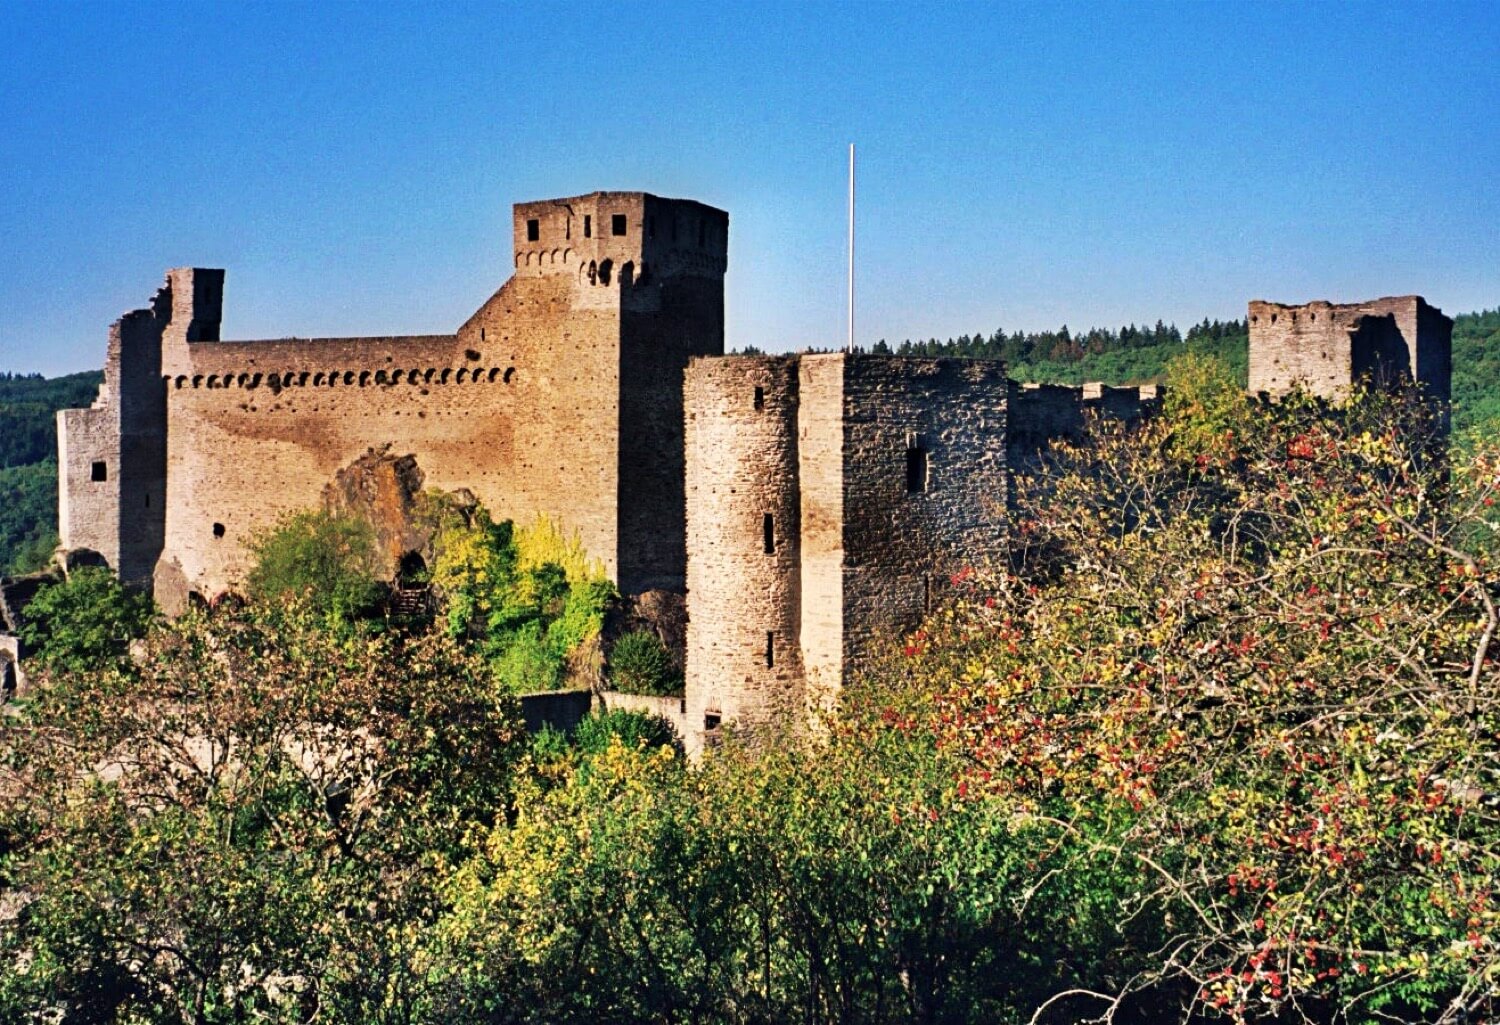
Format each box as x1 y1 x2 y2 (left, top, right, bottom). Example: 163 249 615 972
73 191 733 609
837 356 1009 682
796 356 846 715
1247 296 1452 404
684 356 804 747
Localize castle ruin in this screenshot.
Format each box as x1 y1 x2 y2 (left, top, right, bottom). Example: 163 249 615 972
47 190 1454 751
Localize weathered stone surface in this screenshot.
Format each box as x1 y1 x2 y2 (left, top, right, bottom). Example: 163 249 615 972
321 446 428 581
58 193 728 613
52 185 1450 747
683 353 1011 752
1248 296 1452 407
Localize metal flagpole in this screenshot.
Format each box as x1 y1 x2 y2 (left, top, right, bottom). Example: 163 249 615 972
848 142 855 353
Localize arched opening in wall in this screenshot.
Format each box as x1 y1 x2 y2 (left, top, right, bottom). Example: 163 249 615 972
1271 314 1278 324
408 368 420 383
586 260 597 285
267 373 281 391
754 386 764 410
503 367 516 384
598 259 613 286
398 551 428 587
390 369 403 384
212 522 226 539
175 375 187 389
439 369 452 383
344 371 355 385
487 368 501 382
358 371 371 387
249 373 262 388
514 253 522 268
424 368 436 383
297 372 310 386
620 261 634 286
1 654 15 701
456 369 468 384
237 374 250 387
192 375 204 388
763 513 775 554
551 249 561 264
207 375 220 388
375 370 388 385
562 248 572 264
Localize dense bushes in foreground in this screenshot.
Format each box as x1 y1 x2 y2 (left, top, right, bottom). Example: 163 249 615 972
3 359 1497 1024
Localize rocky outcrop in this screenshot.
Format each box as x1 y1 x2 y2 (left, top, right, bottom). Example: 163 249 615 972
321 446 432 582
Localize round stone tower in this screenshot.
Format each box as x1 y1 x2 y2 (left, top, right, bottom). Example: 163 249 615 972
684 355 804 750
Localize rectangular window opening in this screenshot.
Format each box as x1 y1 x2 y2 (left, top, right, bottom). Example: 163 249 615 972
753 385 765 410
906 446 929 494
526 218 540 242
144 493 150 508
764 631 775 668
704 711 722 731
583 214 592 238
90 461 107 482
763 514 775 554
612 213 627 236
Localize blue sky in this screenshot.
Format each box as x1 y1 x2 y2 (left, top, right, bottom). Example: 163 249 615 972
0 1 1495 376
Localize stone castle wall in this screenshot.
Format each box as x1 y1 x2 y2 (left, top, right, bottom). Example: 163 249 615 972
51 185 1455 749
684 356 804 740
58 192 729 611
1248 295 1452 405
683 354 1010 748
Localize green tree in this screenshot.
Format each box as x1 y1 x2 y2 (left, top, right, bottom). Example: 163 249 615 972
0 595 526 1024
246 510 384 626
17 565 154 674
607 629 680 696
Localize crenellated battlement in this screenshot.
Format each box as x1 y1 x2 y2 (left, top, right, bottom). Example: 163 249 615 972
167 364 518 392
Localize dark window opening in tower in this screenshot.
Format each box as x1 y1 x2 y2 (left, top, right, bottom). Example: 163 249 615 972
584 215 592 238
704 711 721 731
754 386 764 410
906 446 929 494
526 218 540 242
612 213 627 236
90 461 107 482
765 631 775 668
212 522 226 539
763 514 775 554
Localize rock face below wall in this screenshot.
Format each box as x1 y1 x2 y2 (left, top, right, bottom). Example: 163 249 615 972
322 446 436 580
